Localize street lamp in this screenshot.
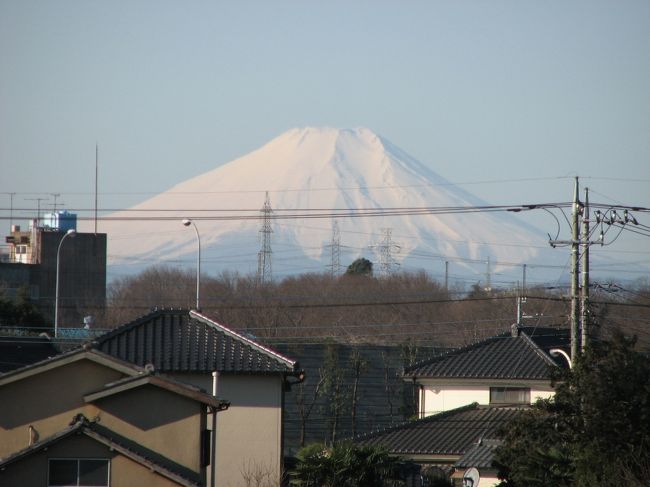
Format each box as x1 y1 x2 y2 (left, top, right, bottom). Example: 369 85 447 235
182 218 201 311
55 228 76 337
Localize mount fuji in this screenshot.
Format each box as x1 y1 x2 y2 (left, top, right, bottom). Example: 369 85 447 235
95 127 563 285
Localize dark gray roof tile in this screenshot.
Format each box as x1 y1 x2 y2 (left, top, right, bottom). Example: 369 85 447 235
356 404 524 456
94 309 298 375
404 327 569 380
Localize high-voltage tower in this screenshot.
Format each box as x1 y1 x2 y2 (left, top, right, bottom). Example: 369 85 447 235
373 227 400 278
327 220 342 277
257 191 273 283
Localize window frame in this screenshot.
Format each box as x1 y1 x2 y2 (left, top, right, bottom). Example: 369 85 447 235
489 386 531 405
48 458 110 487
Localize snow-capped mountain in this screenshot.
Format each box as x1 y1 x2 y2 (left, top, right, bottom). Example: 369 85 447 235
94 127 562 284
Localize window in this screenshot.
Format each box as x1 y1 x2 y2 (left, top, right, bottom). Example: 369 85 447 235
49 459 109 487
489 387 530 404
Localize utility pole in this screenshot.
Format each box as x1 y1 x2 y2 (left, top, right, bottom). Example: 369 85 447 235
570 177 581 363
522 264 527 296
581 187 590 351
257 192 273 284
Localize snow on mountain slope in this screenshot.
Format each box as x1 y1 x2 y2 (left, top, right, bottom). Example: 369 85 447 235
92 127 561 282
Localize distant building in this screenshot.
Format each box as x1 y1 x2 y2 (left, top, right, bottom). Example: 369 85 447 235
0 215 106 327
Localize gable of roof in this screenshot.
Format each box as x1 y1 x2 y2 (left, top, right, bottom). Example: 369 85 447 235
93 309 299 375
0 347 143 387
0 415 201 487
84 373 230 410
355 404 524 457
0 336 60 373
404 327 569 380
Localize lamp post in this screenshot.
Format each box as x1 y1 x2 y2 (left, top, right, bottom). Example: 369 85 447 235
55 229 76 337
182 218 201 311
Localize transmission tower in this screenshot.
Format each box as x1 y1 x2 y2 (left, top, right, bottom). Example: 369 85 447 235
327 220 341 277
257 191 273 284
372 228 400 278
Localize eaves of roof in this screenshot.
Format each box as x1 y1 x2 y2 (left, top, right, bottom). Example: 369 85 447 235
0 347 142 387
0 415 201 487
84 373 230 410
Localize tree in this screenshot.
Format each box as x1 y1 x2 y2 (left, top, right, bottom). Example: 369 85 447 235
0 286 47 328
290 442 404 487
345 258 373 276
494 331 650 486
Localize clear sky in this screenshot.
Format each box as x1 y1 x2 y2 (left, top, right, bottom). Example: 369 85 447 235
1 1 649 274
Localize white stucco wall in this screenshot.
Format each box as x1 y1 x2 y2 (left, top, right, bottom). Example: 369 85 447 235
420 382 555 416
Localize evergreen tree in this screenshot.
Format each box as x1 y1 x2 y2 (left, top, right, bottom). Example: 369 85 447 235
495 331 650 486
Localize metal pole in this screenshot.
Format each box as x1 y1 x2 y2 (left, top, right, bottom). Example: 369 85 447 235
581 188 590 351
55 229 76 337
183 219 201 311
570 177 580 363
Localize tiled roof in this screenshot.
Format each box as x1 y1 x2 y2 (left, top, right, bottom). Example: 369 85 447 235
404 327 569 380
93 309 299 375
0 415 202 487
356 404 524 456
0 336 59 373
454 438 502 469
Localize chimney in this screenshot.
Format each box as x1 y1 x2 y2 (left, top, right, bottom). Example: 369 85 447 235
511 323 520 337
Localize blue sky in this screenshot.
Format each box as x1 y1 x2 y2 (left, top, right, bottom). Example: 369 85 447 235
1 0 649 271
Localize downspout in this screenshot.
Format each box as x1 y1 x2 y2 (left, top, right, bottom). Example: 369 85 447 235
211 371 219 487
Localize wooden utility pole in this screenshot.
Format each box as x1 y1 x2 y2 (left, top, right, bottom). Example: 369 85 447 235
581 187 590 351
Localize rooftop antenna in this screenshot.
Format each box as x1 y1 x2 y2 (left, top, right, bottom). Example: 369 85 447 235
257 191 273 284
50 193 61 212
8 192 15 230
26 197 48 228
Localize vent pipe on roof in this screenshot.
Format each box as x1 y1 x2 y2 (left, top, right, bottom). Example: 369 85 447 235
511 323 520 337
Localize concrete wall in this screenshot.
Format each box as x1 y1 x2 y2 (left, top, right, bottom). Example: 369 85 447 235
420 382 555 415
0 434 182 487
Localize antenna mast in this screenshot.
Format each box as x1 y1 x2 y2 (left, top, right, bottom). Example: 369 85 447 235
257 191 273 284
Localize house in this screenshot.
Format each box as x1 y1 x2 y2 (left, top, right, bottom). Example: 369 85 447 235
356 325 570 486
92 308 303 487
0 347 229 487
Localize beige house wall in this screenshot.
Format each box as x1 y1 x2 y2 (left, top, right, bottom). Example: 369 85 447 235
216 374 283 487
172 372 284 487
0 358 206 476
0 360 123 458
0 434 183 487
92 384 205 471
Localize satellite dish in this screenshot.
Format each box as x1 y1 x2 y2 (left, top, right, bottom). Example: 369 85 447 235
463 467 480 487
